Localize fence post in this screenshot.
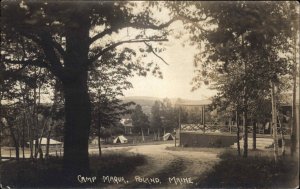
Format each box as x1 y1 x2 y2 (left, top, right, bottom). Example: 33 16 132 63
10 148 12 158
175 130 177 147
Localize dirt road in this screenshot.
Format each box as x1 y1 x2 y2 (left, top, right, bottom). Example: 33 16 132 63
99 143 221 188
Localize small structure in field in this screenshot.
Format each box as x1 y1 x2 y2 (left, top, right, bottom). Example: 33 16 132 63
163 133 174 141
27 138 63 150
120 118 133 134
90 137 104 145
113 135 128 144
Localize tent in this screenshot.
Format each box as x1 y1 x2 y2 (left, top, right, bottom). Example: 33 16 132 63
163 133 174 141
27 138 63 150
113 135 128 144
27 138 62 145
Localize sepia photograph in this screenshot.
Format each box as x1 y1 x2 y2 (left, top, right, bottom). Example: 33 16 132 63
0 1 299 188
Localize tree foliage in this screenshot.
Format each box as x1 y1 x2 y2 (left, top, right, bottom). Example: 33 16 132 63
131 105 149 133
1 1 177 175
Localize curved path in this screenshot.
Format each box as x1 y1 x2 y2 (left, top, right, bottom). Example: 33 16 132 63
100 143 220 188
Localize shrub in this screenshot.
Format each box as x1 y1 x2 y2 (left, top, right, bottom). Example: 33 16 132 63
196 151 298 188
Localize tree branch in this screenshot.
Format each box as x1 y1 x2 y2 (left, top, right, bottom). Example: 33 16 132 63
22 32 65 78
128 17 179 30
2 59 48 68
23 32 66 58
51 40 66 58
177 14 209 32
38 33 65 78
89 27 115 44
89 38 168 64
89 17 179 45
144 42 169 65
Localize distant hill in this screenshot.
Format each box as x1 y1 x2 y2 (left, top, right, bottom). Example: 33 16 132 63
121 96 159 115
121 96 212 115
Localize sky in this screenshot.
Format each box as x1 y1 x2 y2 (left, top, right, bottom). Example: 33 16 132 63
122 21 217 100
123 39 216 100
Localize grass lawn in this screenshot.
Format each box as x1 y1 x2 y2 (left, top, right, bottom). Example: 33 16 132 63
0 152 146 188
195 150 299 188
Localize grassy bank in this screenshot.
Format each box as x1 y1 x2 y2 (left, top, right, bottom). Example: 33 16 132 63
0 152 146 188
195 150 299 188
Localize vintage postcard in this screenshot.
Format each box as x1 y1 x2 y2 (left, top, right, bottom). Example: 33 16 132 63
0 1 299 188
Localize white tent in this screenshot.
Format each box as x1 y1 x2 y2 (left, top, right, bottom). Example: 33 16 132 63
163 133 174 141
27 138 63 150
27 138 62 145
113 135 128 144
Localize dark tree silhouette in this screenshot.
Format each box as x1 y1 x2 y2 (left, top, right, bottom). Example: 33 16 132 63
1 1 176 175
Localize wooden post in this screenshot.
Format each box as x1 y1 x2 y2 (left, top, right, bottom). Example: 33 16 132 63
203 106 206 127
175 130 177 147
178 107 181 147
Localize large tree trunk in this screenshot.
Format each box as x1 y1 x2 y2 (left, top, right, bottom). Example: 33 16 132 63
62 72 91 175
62 12 91 176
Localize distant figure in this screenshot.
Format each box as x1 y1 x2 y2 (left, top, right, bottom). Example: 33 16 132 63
264 122 270 134
203 124 207 133
39 148 43 159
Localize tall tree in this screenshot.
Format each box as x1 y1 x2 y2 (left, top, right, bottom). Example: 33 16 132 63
161 98 178 134
150 101 162 140
131 104 149 140
89 51 136 155
177 1 296 157
2 1 175 175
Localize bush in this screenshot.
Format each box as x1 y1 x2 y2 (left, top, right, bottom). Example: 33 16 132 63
196 151 298 188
